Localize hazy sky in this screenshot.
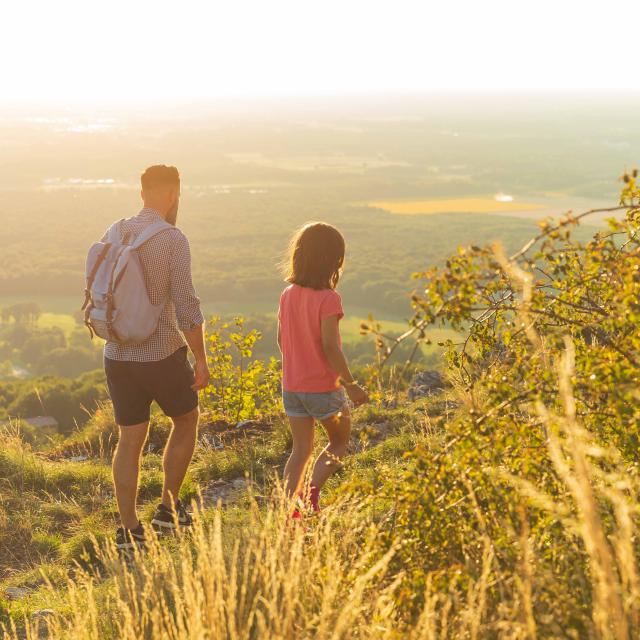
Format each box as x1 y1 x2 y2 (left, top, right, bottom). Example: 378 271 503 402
1 0 638 103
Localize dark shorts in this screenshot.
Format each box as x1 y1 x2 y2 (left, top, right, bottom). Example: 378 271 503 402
104 347 199 426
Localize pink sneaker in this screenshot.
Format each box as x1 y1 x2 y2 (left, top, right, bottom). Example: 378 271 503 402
289 492 305 522
309 486 321 513
287 506 311 535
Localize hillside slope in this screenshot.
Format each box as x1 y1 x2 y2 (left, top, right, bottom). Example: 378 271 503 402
1 390 449 638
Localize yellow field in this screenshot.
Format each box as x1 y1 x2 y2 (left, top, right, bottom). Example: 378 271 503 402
368 197 545 215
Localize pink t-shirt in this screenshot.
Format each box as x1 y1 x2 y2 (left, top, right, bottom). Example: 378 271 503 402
278 284 344 392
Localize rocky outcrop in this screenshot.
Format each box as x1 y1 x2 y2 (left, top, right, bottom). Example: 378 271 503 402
407 370 447 401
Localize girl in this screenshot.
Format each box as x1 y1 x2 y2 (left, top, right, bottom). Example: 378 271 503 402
277 222 369 517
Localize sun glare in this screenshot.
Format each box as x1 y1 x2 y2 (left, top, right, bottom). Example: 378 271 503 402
0 0 637 104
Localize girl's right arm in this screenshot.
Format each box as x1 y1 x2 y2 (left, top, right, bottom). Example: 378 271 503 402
321 315 369 406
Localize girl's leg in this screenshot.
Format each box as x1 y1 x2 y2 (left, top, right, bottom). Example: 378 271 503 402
310 410 351 493
283 416 315 498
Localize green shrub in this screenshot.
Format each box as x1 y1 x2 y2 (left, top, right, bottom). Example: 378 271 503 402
203 316 280 422
368 180 640 634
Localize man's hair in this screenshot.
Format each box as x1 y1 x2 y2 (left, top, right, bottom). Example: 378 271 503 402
140 165 180 193
283 222 345 290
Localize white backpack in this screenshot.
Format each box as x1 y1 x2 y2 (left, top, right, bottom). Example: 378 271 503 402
82 219 174 344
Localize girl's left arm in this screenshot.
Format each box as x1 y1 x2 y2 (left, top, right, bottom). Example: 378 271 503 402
321 315 369 406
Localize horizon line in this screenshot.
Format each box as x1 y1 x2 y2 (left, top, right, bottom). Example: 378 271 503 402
2 88 640 110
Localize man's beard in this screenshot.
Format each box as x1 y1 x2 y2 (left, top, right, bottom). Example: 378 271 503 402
166 202 179 226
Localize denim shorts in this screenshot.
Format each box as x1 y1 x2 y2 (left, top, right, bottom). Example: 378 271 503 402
282 389 348 420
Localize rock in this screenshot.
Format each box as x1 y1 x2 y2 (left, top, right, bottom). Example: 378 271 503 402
371 421 392 437
5 586 30 600
31 609 55 619
67 455 88 463
201 433 224 450
408 370 447 401
198 477 247 508
209 420 234 433
235 419 257 430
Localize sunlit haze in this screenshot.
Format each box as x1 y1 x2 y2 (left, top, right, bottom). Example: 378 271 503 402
1 0 638 104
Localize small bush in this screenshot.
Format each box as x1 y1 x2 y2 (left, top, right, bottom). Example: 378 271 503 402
203 316 280 422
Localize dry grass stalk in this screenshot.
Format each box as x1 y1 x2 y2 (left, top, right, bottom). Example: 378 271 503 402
495 241 635 639
538 338 627 640
515 505 537 640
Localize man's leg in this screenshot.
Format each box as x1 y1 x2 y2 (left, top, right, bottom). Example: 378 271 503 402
161 407 199 507
113 421 150 529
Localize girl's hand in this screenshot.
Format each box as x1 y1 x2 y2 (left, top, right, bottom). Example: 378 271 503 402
345 383 369 407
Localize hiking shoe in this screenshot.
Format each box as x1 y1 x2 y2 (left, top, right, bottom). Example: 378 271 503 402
115 522 146 552
151 499 193 534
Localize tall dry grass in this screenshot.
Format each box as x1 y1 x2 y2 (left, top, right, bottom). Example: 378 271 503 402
3 487 513 640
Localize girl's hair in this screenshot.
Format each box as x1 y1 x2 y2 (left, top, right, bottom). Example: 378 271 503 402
283 222 345 290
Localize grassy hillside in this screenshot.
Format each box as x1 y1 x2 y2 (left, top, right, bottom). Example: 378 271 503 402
2 358 637 637
0 391 449 638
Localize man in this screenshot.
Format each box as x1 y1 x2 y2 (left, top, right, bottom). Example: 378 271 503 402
102 165 210 551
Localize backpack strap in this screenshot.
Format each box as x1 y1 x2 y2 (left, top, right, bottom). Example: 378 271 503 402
107 219 124 245
131 221 174 249
81 220 123 338
81 243 112 312
105 245 127 343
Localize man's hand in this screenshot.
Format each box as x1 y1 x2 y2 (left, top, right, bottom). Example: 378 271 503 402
183 324 208 391
345 383 369 407
191 359 210 391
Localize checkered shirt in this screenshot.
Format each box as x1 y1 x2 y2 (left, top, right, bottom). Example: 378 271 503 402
102 208 204 362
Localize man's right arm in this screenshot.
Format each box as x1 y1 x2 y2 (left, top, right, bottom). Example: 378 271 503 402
169 232 210 391
183 323 209 391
